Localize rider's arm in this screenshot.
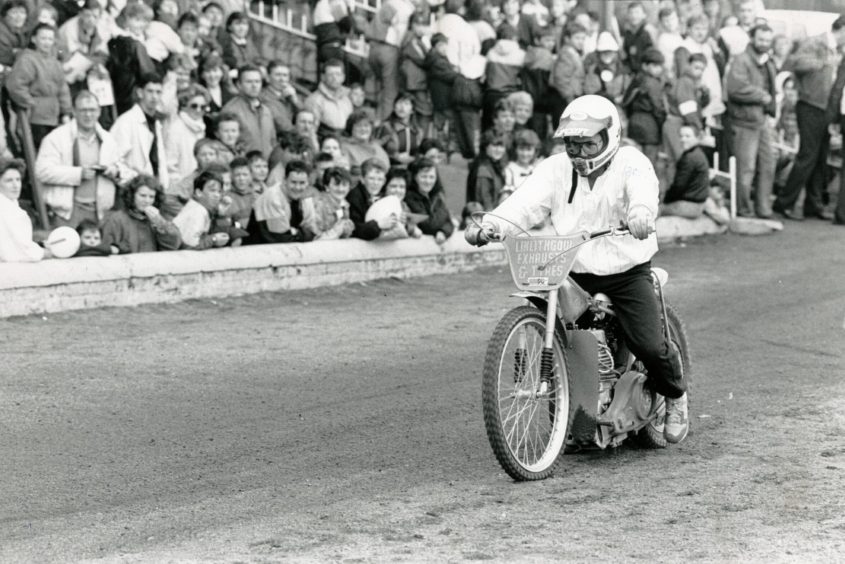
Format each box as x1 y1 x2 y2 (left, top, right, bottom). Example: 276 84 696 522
621 148 659 238
484 155 559 235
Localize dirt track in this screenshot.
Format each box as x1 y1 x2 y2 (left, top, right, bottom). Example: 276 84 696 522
1 221 844 563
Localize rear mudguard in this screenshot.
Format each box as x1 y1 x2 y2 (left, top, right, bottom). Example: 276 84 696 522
511 292 599 443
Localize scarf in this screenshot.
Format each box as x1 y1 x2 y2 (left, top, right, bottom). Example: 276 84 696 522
178 110 206 136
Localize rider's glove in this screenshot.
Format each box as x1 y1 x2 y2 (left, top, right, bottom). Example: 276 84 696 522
465 223 497 247
627 206 654 240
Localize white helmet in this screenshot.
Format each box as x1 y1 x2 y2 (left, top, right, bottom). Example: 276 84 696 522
554 95 621 176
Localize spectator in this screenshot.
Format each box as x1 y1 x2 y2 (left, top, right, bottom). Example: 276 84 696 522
101 174 181 253
376 92 422 167
74 218 114 256
483 24 525 130
312 166 355 239
424 32 458 152
312 0 359 82
0 158 48 262
212 111 245 164
247 150 271 194
145 5 184 71
221 64 275 158
466 129 507 210
520 26 555 138
198 52 236 133
465 0 495 49
405 157 453 243
161 138 219 219
774 72 798 195
378 166 422 238
348 81 367 111
520 0 549 29
107 3 156 115
774 16 845 222
506 91 533 134
165 83 210 188
417 138 446 166
267 130 314 183
368 0 415 121
313 152 336 188
159 53 195 118
294 108 320 156
7 23 72 149
346 157 396 240
548 0 571 51
260 61 299 135
702 0 722 40
172 168 231 249
56 0 110 97
504 128 541 199
399 12 433 136
341 108 391 176
245 159 317 244
726 24 777 219
499 0 534 48
487 98 516 154
623 47 666 167
35 90 124 228
437 0 483 76
572 10 601 56
304 58 354 138
656 7 683 79
201 2 225 46
584 31 626 106
220 11 260 74
660 124 710 218
0 0 28 68
550 22 586 128
664 52 709 181
177 12 209 67
675 14 725 125
622 1 654 74
227 156 256 227
319 134 350 170
831 61 845 225
720 0 757 58
772 34 792 73
110 72 169 187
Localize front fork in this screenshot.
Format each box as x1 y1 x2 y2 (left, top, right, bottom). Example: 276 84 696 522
538 290 559 393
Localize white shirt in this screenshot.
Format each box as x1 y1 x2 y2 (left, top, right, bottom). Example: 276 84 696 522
0 193 45 262
487 147 659 276
172 198 210 248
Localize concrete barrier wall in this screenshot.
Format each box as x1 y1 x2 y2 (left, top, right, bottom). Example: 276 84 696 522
0 235 507 318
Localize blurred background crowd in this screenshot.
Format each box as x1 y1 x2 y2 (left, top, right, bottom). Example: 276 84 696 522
1 0 844 262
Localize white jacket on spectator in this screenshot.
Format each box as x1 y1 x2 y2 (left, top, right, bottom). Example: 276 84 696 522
35 120 127 221
437 13 484 79
110 104 169 189
144 20 184 63
164 111 205 191
0 192 44 262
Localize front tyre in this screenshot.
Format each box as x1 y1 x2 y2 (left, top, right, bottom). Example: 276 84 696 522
634 303 692 449
482 306 572 481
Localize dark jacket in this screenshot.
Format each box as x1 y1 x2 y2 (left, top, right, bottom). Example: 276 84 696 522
400 37 428 92
346 182 382 240
107 35 157 116
375 114 422 164
623 72 666 145
220 35 262 71
726 45 776 129
622 23 654 73
786 31 839 111
0 19 26 67
520 46 554 111
664 146 710 204
424 49 458 111
466 154 506 210
667 70 709 130
101 208 181 253
405 185 454 238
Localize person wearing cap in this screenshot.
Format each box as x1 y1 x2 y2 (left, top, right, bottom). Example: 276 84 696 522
584 31 626 107
622 47 667 168
466 94 689 444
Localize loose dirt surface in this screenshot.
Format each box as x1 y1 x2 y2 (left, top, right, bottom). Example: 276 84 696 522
1 221 844 563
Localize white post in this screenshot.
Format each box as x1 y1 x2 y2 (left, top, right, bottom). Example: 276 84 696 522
286 9 292 27
729 156 737 220
272 2 277 21
301 14 308 33
259 0 264 19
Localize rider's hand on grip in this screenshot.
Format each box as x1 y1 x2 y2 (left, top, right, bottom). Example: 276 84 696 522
465 223 498 247
626 207 655 240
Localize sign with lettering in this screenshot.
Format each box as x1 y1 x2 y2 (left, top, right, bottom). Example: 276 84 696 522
503 233 590 291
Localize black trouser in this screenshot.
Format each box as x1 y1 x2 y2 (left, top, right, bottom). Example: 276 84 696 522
837 119 845 224
775 101 830 216
570 262 686 400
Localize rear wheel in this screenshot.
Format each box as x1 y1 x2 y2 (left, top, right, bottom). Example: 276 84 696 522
481 306 573 481
634 303 692 449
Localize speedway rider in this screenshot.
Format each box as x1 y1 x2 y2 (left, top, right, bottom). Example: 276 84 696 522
466 95 689 443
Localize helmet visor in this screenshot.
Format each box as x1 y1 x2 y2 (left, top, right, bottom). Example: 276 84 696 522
553 114 611 139
564 137 604 158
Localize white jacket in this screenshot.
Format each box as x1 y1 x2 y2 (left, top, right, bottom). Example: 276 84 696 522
487 147 659 276
35 120 127 221
164 112 205 192
110 104 169 189
0 193 44 262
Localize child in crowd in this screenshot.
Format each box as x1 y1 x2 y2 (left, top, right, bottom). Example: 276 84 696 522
346 158 397 240
349 82 367 111
312 166 355 240
466 130 508 211
405 157 453 244
506 91 534 134
660 124 710 218
377 167 422 239
213 112 245 164
521 26 556 138
400 12 433 136
221 11 260 74
623 47 667 167
246 150 270 194
424 32 459 154
775 72 799 196
101 175 182 254
488 98 517 155
74 219 116 257
227 157 256 227
483 24 526 130
504 129 541 200
172 168 232 249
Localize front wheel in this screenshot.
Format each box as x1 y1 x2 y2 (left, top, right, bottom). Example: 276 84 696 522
634 303 692 449
482 306 573 481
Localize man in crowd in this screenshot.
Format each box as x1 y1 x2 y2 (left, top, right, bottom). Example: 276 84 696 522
245 159 316 244
774 15 845 221
368 0 416 122
221 64 275 158
35 90 125 227
260 61 301 135
304 58 354 138
725 24 777 219
110 72 169 188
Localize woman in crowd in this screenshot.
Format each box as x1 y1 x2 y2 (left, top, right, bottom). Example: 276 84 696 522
165 83 210 186
0 158 48 262
198 52 235 135
0 0 28 68
378 166 422 239
341 108 390 176
466 129 508 211
376 93 423 167
312 166 354 240
220 11 260 73
101 174 181 253
405 157 453 244
320 134 350 169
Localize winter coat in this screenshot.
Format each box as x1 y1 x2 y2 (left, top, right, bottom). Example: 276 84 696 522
466 154 506 211
0 193 44 262
106 35 157 116
259 86 294 135
584 53 627 103
346 182 382 240
485 39 525 93
55 15 110 84
0 19 26 67
110 104 169 188
520 46 554 110
424 49 458 111
664 146 710 204
221 34 261 71
674 38 725 118
341 136 391 175
623 72 667 145
304 82 354 132
726 45 777 129
400 37 428 92
785 31 839 111
375 115 422 164
405 184 454 238
6 49 72 126
550 45 585 103
221 94 276 158
622 23 654 73
34 120 127 221
101 208 181 253
164 112 206 189
667 70 709 130
244 183 318 244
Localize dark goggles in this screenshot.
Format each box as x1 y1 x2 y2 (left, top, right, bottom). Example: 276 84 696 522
563 138 603 158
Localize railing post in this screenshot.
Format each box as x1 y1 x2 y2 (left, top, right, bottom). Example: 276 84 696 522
17 109 49 229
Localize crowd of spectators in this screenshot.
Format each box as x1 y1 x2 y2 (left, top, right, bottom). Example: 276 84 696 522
1 0 844 263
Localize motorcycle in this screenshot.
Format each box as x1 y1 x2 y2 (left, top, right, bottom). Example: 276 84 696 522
476 216 691 481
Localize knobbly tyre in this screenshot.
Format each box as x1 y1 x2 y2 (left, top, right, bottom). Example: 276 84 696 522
476 215 691 482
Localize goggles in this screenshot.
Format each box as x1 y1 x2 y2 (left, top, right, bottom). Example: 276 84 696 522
564 138 603 158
